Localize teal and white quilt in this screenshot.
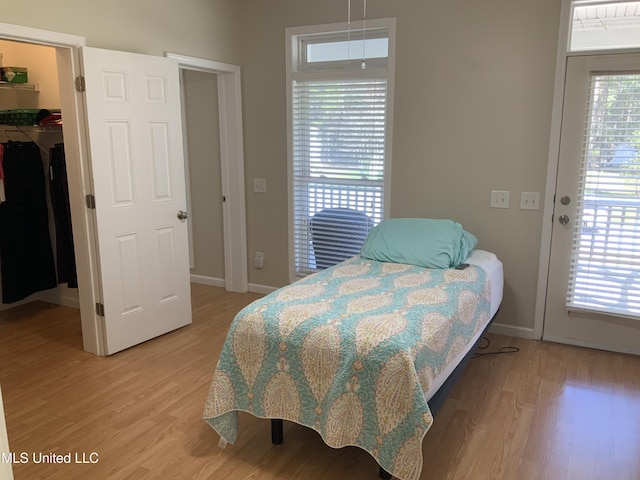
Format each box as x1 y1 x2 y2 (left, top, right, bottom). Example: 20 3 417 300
203 256 491 480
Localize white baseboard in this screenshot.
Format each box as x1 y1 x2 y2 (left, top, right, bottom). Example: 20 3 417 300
248 283 279 295
35 288 80 309
189 276 279 295
190 274 225 288
0 288 80 311
543 334 640 356
0 296 37 312
489 322 536 339
52 295 80 309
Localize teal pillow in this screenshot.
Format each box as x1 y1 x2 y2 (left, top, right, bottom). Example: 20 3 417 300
360 218 477 268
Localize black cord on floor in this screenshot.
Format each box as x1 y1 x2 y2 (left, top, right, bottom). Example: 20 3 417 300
472 336 519 358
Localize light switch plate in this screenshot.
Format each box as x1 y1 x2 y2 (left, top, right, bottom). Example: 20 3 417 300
520 192 540 210
490 190 510 209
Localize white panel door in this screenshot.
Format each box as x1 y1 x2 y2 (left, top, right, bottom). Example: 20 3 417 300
543 54 640 355
82 47 192 355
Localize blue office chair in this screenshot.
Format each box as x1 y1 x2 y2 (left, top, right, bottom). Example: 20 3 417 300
310 208 374 269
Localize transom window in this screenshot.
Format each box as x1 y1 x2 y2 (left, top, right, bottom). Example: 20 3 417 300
570 1 640 51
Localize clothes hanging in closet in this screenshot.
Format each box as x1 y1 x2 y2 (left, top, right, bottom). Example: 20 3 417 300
48 143 78 288
0 141 57 303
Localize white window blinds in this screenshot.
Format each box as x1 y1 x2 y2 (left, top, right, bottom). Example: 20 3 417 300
567 73 640 319
292 77 387 274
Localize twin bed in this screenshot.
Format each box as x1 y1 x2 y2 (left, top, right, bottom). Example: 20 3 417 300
203 219 503 480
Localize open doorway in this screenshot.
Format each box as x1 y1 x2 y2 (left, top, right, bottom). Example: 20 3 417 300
0 24 249 356
181 70 225 285
0 39 79 311
168 53 248 294
0 33 95 353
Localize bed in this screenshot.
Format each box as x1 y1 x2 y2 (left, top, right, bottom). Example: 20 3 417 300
203 219 503 480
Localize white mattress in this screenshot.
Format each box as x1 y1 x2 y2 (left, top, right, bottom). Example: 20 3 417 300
424 249 504 400
466 249 503 319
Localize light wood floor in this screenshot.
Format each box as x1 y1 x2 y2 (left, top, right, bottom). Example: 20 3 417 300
1 284 639 480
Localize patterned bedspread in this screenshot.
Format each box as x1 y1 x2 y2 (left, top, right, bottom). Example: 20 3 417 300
203 256 491 480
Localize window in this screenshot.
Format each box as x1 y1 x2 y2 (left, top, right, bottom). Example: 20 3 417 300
567 72 640 318
570 1 640 51
286 19 395 278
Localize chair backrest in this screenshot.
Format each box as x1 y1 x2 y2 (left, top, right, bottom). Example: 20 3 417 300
310 208 374 269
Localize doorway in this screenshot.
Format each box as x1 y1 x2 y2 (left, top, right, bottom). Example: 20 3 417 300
0 39 78 311
537 1 640 356
0 24 104 353
168 53 248 294
543 53 640 355
0 23 248 355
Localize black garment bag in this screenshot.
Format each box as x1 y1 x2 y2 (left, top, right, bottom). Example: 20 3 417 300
49 143 78 288
0 141 57 303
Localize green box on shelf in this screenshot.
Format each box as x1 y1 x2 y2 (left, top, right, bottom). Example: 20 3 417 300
0 109 40 126
0 67 28 84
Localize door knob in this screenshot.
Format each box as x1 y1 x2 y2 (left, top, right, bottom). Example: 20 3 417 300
177 210 188 220
558 214 570 225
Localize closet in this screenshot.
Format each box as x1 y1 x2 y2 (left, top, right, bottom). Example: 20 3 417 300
0 39 78 314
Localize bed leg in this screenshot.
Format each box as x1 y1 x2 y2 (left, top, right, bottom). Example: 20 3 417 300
379 466 392 479
271 419 283 445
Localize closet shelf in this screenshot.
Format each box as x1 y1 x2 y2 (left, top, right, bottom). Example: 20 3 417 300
0 81 39 92
8 124 62 132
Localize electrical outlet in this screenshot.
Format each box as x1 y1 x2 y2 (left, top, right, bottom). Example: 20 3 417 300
490 190 510 209
254 178 266 193
520 192 541 210
254 252 264 269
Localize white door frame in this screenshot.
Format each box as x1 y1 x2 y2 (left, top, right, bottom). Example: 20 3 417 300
0 22 102 354
533 0 573 340
166 53 248 293
0 24 250 356
534 0 640 340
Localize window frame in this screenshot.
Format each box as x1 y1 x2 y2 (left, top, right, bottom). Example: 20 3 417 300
285 18 396 281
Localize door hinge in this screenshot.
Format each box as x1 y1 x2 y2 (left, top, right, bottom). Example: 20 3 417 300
75 75 86 93
96 302 105 316
85 194 96 209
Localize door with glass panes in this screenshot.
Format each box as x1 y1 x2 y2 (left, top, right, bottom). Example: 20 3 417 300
543 53 640 355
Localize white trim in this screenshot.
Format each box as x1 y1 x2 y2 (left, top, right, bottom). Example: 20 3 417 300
248 283 279 295
286 27 296 282
36 290 81 309
285 18 396 282
0 22 85 47
568 46 640 56
534 0 573 340
166 53 248 293
543 334 640 356
535 0 640 343
489 322 536 340
384 19 396 223
190 274 225 288
178 70 196 269
0 23 103 355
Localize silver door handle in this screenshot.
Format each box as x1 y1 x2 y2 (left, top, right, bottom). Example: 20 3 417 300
558 214 570 225
177 210 188 220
